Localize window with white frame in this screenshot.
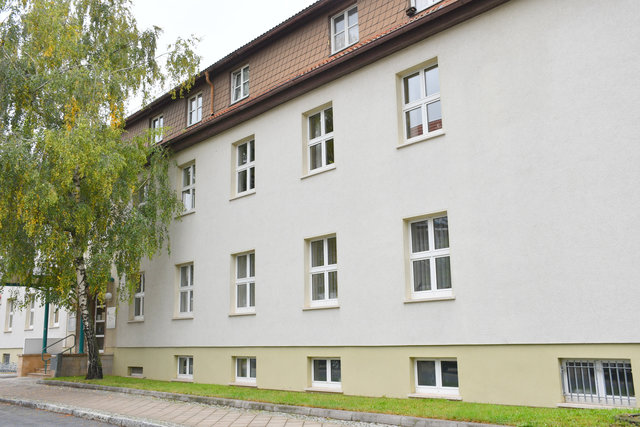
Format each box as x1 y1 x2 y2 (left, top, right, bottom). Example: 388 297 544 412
151 115 164 143
402 64 442 142
181 163 195 212
412 0 444 12
177 356 193 379
561 360 635 407
309 236 338 306
331 5 358 54
5 299 14 332
235 357 256 384
187 93 202 126
231 65 250 103
179 264 194 314
235 253 255 313
415 359 459 396
409 215 452 298
312 358 341 389
95 300 105 352
25 296 35 329
307 107 334 172
236 139 255 195
50 305 60 328
133 273 145 320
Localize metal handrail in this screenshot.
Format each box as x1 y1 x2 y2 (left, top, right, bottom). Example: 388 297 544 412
42 334 76 374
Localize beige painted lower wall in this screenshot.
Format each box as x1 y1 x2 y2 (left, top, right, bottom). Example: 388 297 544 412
113 344 640 408
0 348 22 365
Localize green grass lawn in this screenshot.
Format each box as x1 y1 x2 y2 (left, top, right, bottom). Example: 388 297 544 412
49 376 634 426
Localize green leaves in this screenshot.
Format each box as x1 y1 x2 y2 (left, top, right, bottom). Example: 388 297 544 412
0 0 198 306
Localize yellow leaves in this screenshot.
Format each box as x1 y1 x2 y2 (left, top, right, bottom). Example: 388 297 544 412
64 97 80 131
109 101 124 129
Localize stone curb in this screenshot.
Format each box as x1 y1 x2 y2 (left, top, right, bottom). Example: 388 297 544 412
0 396 177 427
39 380 496 427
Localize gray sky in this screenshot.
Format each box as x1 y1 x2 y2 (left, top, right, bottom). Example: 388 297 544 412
131 0 318 73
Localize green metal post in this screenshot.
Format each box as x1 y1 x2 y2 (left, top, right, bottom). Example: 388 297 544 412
78 320 85 354
42 300 49 354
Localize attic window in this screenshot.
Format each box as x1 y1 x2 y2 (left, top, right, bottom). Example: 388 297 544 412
412 0 444 13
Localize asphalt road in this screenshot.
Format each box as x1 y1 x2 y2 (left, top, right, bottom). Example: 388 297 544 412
0 403 113 426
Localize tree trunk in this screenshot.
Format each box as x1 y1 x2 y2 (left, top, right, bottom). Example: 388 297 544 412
75 255 103 379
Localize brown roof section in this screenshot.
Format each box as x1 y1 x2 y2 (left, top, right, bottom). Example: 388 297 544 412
127 0 510 152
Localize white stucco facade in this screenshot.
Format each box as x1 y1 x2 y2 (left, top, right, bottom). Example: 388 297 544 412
117 0 640 347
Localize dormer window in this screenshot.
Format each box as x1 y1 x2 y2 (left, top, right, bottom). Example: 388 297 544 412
331 5 358 54
187 93 202 126
412 0 444 13
151 115 164 143
231 65 250 103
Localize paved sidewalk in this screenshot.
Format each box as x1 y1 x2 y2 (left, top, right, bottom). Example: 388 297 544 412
0 377 352 427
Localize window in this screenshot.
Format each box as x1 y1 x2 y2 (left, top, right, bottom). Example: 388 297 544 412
177 356 193 379
308 236 338 307
95 300 105 352
181 163 195 212
307 107 334 172
312 358 341 389
235 253 255 313
412 0 444 12
187 93 202 126
5 299 14 332
235 357 256 384
151 115 164 143
409 215 452 299
562 360 635 407
25 296 35 329
179 264 194 314
2 354 9 364
128 366 143 377
133 273 145 320
50 305 60 328
402 64 442 142
331 5 358 54
415 359 459 396
236 139 255 195
231 65 250 103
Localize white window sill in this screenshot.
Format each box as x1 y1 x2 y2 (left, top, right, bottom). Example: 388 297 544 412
128 319 144 323
397 129 445 149
3 330 12 333
230 190 256 201
24 328 34 331
230 95 249 106
48 326 60 329
176 209 196 219
404 295 455 304
229 312 256 317
172 377 194 383
331 40 358 56
303 304 340 311
408 393 461 401
172 315 194 320
305 386 343 394
301 164 336 180
229 381 257 388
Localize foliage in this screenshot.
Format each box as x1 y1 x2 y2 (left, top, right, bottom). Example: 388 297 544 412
0 0 198 305
51 376 633 427
0 0 200 377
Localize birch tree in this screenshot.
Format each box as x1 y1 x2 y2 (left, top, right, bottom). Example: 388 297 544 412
0 0 199 379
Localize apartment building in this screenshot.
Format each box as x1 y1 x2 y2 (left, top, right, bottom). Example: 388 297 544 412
0 287 71 367
114 0 640 408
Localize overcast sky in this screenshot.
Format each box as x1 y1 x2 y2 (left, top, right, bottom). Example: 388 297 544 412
131 0 317 87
